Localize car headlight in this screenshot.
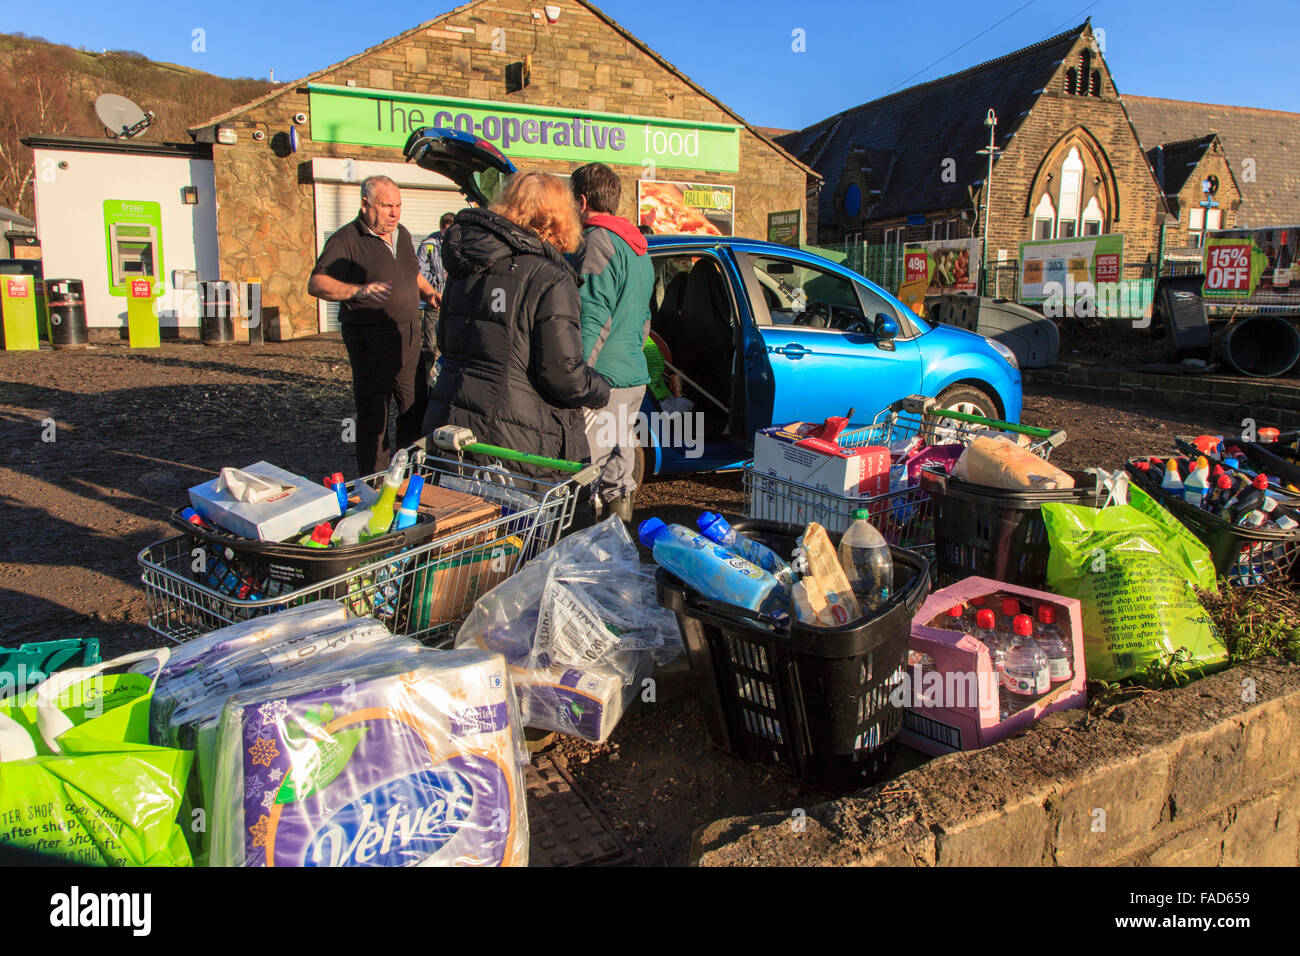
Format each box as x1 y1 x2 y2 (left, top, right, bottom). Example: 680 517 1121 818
987 337 1019 370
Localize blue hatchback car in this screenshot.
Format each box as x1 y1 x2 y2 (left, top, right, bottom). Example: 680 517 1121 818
401 128 1022 481
636 235 1023 480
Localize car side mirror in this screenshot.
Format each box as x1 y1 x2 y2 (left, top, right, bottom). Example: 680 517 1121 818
874 313 898 350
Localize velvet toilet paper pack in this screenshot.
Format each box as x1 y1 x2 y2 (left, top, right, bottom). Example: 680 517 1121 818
210 649 528 867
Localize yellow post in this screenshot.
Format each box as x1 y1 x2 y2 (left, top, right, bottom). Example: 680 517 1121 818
127 278 160 349
1 275 40 350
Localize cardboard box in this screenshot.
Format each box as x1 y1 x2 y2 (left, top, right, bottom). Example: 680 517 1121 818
408 534 523 629
899 577 1086 755
398 479 500 536
752 424 890 498
189 462 342 541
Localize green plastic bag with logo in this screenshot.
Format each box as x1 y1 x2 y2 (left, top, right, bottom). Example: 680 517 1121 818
0 649 194 866
1041 474 1228 685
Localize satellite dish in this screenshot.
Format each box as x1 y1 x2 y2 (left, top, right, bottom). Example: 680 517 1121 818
95 93 154 139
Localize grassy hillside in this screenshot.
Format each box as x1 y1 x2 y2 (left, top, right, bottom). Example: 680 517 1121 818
0 32 278 218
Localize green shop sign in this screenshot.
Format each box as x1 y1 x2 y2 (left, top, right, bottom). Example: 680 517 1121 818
307 83 741 172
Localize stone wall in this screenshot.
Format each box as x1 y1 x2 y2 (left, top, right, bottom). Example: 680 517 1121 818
693 661 1300 866
208 0 809 338
1164 143 1239 249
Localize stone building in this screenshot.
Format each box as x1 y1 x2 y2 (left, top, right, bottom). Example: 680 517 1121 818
777 22 1174 269
188 0 814 339
1143 134 1241 253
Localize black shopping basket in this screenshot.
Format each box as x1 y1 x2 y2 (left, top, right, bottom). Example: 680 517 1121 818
654 518 930 790
1125 457 1300 586
921 468 1105 589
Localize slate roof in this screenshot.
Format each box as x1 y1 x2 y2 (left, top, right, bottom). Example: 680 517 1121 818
1126 95 1300 227
1145 134 1217 195
777 23 1088 230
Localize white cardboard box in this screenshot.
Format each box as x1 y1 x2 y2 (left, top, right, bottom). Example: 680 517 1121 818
751 425 890 498
188 461 342 541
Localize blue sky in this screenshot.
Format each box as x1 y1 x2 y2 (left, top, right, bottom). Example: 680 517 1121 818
9 0 1297 129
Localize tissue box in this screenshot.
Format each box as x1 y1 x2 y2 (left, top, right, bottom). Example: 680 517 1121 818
900 577 1086 756
752 424 890 498
189 461 341 541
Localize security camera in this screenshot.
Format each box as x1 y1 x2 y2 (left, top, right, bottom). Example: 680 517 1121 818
293 112 308 125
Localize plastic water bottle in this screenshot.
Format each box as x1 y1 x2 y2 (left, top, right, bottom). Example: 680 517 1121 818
997 596 1022 643
364 449 408 539
639 518 783 616
696 512 794 591
943 605 966 632
1035 605 1072 684
836 508 893 611
963 595 987 632
1003 614 1049 714
394 474 424 531
972 608 1007 719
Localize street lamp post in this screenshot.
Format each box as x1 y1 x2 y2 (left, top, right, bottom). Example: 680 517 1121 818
976 109 1001 297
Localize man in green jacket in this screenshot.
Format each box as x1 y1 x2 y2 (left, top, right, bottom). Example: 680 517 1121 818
570 163 654 523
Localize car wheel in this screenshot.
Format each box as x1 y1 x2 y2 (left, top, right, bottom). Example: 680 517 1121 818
927 384 999 443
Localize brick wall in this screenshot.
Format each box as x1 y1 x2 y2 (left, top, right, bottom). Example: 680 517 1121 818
692 662 1300 866
209 0 808 337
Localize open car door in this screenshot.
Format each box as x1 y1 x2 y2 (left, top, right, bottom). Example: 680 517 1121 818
403 127 517 206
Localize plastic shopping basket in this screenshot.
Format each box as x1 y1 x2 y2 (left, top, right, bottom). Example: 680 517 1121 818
138 446 594 646
654 519 931 790
744 394 1067 542
1124 456 1300 586
922 468 1105 589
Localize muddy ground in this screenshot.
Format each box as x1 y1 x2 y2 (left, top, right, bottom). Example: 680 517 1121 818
0 337 1259 864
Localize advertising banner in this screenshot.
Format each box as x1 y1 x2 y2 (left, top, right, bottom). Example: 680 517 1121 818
767 209 801 247
308 83 741 172
637 180 734 236
1018 233 1124 304
1202 226 1297 306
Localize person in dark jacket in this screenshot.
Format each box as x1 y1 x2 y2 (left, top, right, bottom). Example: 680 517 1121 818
423 172 610 475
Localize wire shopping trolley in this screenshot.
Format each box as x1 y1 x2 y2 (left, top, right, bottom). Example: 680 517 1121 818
743 394 1066 549
138 432 598 647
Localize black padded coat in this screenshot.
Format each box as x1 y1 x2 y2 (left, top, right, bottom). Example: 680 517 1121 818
423 207 610 472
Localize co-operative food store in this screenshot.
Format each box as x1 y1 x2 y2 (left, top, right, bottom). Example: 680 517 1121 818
29 0 815 340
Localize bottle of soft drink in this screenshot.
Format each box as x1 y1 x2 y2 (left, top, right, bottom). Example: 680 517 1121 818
1228 474 1271 524
1205 474 1235 514
1003 614 1049 714
836 509 893 611
1035 605 1072 684
972 608 1008 719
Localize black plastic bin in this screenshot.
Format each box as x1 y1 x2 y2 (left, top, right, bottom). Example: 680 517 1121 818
921 468 1105 588
1124 458 1300 586
654 518 930 790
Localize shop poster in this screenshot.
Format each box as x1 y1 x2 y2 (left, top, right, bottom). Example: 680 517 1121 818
637 180 734 236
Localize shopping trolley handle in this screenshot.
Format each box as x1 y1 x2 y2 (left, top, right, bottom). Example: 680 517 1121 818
572 464 601 487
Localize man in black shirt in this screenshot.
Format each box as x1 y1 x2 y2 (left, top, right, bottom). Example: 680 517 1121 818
308 175 440 476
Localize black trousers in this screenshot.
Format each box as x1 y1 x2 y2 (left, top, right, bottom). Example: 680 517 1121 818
341 320 427 477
